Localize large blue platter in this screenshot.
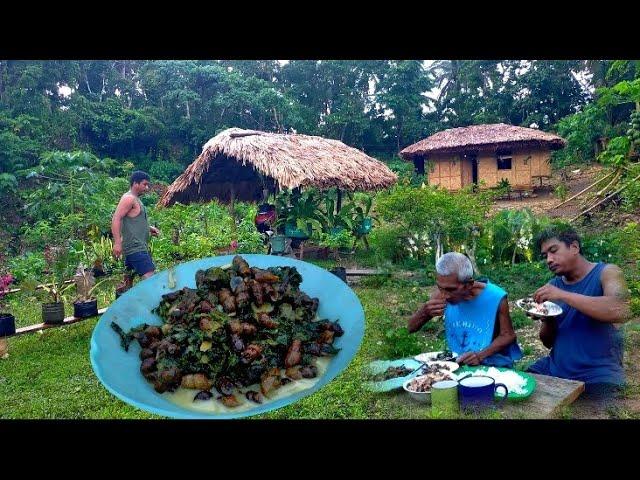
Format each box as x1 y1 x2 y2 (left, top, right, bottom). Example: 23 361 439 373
90 254 365 419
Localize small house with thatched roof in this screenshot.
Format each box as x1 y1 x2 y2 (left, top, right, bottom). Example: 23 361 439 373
399 123 566 191
159 128 397 207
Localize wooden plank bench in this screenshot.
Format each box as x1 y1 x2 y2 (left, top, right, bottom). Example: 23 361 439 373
7 308 108 338
345 269 386 276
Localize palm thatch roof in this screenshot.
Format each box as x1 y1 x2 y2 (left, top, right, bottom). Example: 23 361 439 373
399 123 566 160
158 128 398 207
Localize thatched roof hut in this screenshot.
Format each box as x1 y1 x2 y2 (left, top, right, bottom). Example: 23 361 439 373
158 128 397 207
399 123 566 160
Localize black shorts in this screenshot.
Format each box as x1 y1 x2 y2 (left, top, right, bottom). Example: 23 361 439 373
124 251 156 276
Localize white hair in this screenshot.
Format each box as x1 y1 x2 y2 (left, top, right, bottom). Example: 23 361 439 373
436 252 473 282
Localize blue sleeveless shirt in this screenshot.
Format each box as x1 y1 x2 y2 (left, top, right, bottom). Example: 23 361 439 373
544 262 624 385
444 282 522 368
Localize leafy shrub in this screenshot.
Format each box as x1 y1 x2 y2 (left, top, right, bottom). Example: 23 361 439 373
479 209 553 265
554 183 569 201
317 229 355 250
8 251 46 283
376 184 490 264
148 160 184 183
368 224 411 264
379 327 425 359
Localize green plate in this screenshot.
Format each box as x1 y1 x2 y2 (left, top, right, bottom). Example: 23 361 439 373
455 366 536 401
364 358 422 392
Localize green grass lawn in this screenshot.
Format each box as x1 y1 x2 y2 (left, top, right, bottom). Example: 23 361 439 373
1 261 638 419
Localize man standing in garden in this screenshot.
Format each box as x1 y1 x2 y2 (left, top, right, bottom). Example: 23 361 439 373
112 171 160 289
408 252 522 368
526 225 631 399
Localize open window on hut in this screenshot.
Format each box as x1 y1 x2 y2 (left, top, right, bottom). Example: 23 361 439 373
496 149 513 170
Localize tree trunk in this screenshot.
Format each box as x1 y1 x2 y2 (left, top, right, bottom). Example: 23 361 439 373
434 233 443 266
99 76 105 102
185 101 190 119
229 183 237 238
84 74 93 95
272 107 282 133
466 239 481 275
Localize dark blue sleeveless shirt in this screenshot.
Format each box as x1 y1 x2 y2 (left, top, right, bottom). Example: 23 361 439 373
546 262 624 385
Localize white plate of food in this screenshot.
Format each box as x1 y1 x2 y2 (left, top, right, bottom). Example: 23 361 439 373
402 364 457 403
425 360 459 373
414 350 459 363
516 298 563 318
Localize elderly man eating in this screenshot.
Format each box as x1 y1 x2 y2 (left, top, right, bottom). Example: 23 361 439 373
408 252 522 368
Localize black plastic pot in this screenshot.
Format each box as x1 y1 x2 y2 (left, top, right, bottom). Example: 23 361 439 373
42 302 65 324
92 267 107 278
73 299 99 318
0 313 16 337
330 267 347 283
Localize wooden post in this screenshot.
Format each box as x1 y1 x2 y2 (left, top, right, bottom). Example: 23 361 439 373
336 188 342 213
229 183 237 238
570 173 640 222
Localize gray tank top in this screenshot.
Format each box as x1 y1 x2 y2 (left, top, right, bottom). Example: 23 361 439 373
122 196 150 256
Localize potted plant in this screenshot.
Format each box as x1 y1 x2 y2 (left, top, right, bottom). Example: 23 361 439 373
352 194 375 235
90 236 114 277
41 248 74 324
73 264 108 318
275 189 327 239
349 194 377 249
0 271 16 338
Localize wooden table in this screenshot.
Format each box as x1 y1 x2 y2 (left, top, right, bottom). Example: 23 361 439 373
531 175 552 188
390 372 585 419
500 373 585 419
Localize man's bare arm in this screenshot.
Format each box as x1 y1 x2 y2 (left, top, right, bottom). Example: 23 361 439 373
408 290 446 333
563 265 631 324
111 195 135 257
539 317 558 348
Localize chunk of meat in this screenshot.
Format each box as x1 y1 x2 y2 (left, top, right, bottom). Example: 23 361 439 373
181 373 213 390
256 313 278 329
285 366 303 380
284 339 302 368
260 368 282 396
